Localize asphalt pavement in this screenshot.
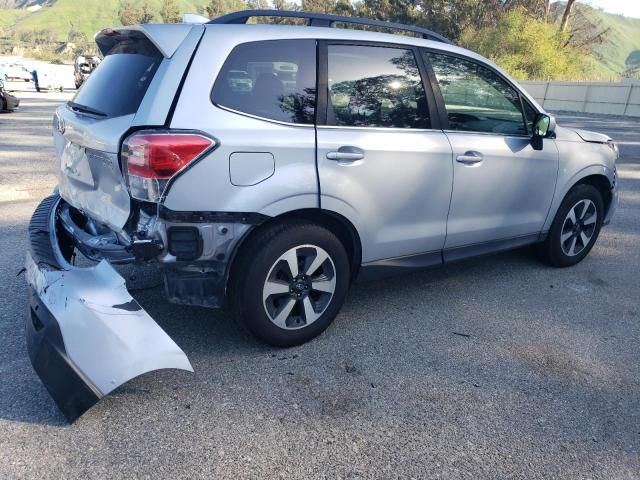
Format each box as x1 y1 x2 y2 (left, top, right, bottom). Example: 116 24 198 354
0 95 638 479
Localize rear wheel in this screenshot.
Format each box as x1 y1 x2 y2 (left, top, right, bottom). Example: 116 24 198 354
538 184 604 267
232 221 350 347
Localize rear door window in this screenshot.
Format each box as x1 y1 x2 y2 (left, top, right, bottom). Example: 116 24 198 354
211 40 317 124
327 44 430 129
71 31 162 118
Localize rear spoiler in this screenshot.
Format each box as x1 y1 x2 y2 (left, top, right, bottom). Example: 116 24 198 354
95 23 195 58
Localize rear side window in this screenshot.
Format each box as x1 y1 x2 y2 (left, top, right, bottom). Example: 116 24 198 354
72 31 162 118
327 45 429 129
212 40 317 124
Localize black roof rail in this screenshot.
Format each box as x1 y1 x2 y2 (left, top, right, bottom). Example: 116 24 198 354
207 10 454 45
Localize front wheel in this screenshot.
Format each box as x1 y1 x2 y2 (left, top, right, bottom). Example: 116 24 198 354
232 222 350 347
538 184 604 267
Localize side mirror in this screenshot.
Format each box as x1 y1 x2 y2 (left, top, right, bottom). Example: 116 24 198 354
531 114 556 150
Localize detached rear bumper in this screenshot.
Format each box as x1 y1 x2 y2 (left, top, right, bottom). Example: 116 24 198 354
25 195 193 422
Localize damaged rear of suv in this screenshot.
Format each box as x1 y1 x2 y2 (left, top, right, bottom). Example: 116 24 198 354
26 11 618 422
28 20 330 421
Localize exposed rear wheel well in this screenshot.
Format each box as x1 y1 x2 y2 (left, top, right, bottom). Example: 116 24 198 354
575 174 612 213
229 209 362 286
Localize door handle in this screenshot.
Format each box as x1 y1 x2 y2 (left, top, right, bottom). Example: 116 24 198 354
326 146 365 162
456 151 484 165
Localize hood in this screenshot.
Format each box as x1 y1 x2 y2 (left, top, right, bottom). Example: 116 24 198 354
573 129 612 144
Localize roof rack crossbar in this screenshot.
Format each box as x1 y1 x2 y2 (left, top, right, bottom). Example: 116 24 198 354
207 10 454 45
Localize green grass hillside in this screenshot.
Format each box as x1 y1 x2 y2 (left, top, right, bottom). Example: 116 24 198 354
549 2 640 80
580 6 640 79
5 0 209 38
0 7 29 28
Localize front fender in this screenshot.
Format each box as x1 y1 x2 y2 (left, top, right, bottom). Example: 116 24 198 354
543 164 615 232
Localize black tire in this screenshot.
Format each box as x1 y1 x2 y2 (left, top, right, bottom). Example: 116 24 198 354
538 184 604 267
231 221 350 347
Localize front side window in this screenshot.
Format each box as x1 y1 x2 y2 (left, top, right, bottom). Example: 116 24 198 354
211 40 317 124
426 52 527 135
327 45 430 129
522 100 538 135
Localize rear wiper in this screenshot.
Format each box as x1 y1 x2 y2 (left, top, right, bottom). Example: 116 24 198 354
67 101 107 117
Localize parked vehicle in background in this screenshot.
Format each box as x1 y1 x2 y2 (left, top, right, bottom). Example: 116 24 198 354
38 69 66 92
0 79 19 112
227 69 252 91
24 10 619 422
4 63 31 82
74 55 101 89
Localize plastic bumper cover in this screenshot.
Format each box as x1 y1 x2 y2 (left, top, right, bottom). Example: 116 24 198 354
25 195 193 422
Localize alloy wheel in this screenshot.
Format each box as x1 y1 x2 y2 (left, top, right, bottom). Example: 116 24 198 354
560 199 597 256
262 244 337 330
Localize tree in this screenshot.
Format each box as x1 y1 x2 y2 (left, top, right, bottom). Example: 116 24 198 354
139 2 156 23
301 0 339 14
333 0 355 16
68 23 88 45
272 0 299 11
559 0 576 33
458 8 590 80
119 0 141 26
246 0 270 8
204 0 248 19
160 0 181 23
119 0 155 25
16 28 59 47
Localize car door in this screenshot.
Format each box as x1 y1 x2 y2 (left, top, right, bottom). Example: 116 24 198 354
423 51 559 260
316 42 453 265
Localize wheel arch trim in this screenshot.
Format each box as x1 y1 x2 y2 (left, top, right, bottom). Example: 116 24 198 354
226 208 363 295
543 165 614 232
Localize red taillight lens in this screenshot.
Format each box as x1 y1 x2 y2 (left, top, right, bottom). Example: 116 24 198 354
125 133 214 179
123 132 214 202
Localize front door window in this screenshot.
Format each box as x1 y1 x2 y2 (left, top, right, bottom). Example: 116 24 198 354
426 52 532 135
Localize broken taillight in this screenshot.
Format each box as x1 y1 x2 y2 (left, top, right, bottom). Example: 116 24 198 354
122 131 214 202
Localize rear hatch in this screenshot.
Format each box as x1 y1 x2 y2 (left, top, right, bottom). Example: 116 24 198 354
54 26 197 232
26 25 204 422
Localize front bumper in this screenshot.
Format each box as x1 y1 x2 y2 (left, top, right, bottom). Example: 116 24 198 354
602 170 618 226
25 195 193 422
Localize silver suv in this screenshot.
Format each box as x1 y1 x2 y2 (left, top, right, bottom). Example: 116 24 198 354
25 11 619 421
